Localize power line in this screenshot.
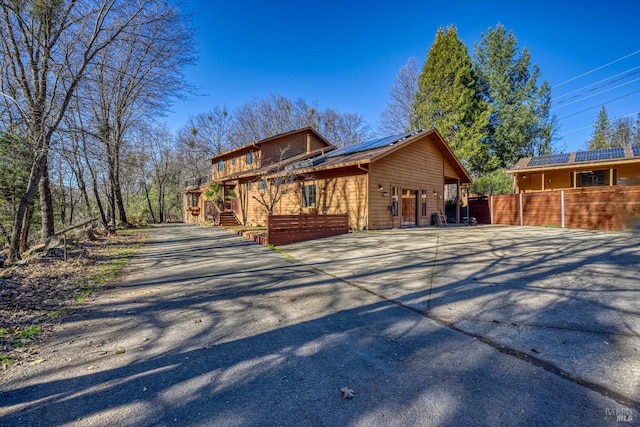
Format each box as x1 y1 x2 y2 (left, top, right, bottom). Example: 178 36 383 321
557 88 640 121
560 110 640 136
552 76 640 110
552 49 640 89
554 65 640 103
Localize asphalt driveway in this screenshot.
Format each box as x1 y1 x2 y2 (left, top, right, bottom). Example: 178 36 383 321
0 223 638 426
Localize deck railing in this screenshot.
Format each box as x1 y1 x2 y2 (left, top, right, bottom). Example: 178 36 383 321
184 175 212 189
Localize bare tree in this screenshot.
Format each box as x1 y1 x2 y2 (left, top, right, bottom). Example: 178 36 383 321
0 0 158 261
78 3 195 227
136 123 180 223
185 106 234 156
252 146 306 214
378 57 420 135
610 117 634 148
229 94 371 147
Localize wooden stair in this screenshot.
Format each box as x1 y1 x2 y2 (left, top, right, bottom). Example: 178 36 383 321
218 211 240 227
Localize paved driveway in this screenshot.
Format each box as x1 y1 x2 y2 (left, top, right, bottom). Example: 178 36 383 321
0 224 638 426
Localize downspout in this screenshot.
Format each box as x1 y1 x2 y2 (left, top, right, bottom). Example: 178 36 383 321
358 164 369 230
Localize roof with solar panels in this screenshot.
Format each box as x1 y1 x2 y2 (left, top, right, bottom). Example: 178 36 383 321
509 145 640 172
286 128 472 183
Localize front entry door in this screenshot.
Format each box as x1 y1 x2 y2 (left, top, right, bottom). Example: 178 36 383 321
402 190 417 226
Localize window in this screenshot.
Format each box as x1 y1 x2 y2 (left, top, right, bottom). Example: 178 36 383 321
246 151 253 165
578 169 611 187
217 160 224 172
187 192 199 207
258 179 267 190
302 184 316 208
247 181 252 191
231 156 236 165
421 190 427 217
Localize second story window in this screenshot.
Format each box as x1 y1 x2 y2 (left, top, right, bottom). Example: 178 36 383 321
218 160 224 172
246 151 253 165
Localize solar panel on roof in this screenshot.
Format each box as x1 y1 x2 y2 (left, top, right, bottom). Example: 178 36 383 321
632 145 640 156
327 130 422 158
574 147 625 162
527 153 570 167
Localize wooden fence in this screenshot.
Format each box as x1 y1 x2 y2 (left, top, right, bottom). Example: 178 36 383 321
267 213 349 246
468 197 491 224
489 187 640 231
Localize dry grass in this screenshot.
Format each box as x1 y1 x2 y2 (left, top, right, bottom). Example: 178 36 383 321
0 228 148 367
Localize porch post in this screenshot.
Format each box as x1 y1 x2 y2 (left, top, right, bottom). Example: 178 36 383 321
456 180 461 224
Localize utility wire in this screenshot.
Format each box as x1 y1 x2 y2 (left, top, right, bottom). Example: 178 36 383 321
552 77 640 110
558 89 640 121
552 49 640 89
554 66 640 103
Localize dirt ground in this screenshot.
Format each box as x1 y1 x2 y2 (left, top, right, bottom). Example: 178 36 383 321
0 229 148 368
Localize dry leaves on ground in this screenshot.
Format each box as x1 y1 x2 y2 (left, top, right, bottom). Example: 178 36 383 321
340 387 356 399
0 229 147 367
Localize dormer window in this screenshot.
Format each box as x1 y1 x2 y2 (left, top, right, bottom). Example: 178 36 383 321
246 151 253 165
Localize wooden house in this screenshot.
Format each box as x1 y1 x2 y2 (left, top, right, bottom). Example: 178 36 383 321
508 146 640 192
183 127 472 229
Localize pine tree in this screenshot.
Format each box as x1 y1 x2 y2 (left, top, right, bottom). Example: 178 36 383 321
588 106 611 149
414 26 494 176
474 24 555 167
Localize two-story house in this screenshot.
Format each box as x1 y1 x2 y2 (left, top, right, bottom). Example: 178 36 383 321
184 127 472 229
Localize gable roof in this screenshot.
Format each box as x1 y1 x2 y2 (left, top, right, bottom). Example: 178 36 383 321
208 126 332 161
214 128 472 184
292 128 471 183
509 145 640 173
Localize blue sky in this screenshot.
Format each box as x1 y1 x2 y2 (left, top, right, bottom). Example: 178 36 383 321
168 0 640 153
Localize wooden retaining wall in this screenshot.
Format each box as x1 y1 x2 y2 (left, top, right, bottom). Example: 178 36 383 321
490 187 640 231
267 213 349 246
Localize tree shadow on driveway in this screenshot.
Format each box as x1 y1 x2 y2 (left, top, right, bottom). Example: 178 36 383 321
0 224 636 426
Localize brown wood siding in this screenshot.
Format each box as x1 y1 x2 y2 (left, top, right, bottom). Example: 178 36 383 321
240 168 367 230
182 187 206 224
267 214 349 246
368 136 451 229
212 147 260 181
260 132 325 166
491 187 640 231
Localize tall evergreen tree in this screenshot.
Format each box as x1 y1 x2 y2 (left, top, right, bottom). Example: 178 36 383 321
474 24 554 167
414 26 494 176
588 106 611 149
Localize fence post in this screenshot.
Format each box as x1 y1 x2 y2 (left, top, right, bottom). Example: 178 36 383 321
519 193 524 226
561 190 565 229
490 195 494 224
